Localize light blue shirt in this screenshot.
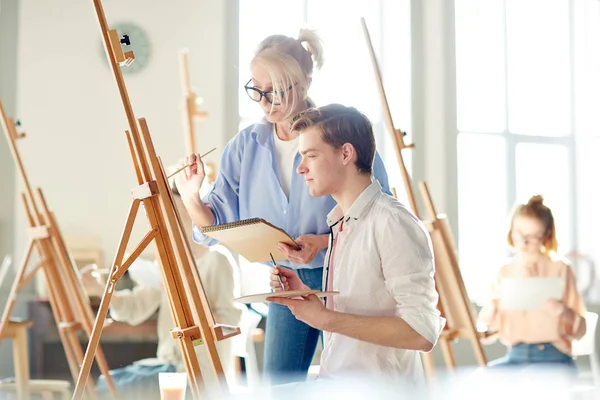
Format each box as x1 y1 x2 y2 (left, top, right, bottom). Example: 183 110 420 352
193 118 392 270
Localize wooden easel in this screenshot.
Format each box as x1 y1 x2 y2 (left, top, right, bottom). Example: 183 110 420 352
0 99 117 400
418 183 488 367
361 17 488 375
72 1 240 399
360 18 417 214
179 48 207 155
178 49 217 185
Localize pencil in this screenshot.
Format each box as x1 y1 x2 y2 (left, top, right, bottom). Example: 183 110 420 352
270 252 285 291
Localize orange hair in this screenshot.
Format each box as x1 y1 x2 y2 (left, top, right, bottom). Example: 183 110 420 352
507 194 558 253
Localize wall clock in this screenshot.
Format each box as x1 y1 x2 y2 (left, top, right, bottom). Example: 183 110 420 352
100 22 151 75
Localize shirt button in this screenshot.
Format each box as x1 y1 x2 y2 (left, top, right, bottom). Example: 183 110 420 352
538 344 545 350
283 210 287 214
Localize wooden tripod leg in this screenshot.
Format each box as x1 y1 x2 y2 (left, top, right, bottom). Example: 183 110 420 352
46 283 80 388
0 240 35 340
422 352 436 379
37 204 117 398
47 283 98 400
72 199 145 400
72 260 118 400
439 337 456 370
472 336 487 366
65 326 99 400
43 256 101 400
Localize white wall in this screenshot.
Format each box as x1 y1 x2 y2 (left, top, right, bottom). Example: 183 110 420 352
0 0 20 379
13 0 238 283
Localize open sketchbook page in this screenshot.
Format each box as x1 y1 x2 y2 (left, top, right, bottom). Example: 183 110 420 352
201 218 298 263
499 277 563 310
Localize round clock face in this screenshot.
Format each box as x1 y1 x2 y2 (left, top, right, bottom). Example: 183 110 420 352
101 22 151 75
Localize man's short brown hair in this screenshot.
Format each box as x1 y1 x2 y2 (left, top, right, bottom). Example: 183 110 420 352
290 104 376 174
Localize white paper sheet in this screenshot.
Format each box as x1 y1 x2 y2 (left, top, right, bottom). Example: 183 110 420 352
499 277 563 310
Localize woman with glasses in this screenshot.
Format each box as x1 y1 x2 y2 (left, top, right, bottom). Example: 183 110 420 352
175 29 391 385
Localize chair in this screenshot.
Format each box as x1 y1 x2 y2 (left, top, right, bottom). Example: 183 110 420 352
0 380 71 400
0 320 71 400
572 311 600 386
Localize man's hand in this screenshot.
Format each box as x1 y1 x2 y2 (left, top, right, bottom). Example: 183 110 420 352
267 294 331 330
278 234 328 265
269 266 309 292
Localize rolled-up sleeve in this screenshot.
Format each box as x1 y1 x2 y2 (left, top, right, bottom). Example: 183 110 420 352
379 212 446 348
193 136 244 246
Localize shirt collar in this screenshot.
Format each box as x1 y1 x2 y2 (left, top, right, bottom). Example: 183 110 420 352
251 117 274 147
326 180 382 227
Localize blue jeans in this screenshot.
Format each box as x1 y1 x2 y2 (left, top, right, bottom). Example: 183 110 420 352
488 343 577 375
95 363 177 400
263 267 323 384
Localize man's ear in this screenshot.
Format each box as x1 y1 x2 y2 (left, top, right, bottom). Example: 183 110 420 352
340 143 355 166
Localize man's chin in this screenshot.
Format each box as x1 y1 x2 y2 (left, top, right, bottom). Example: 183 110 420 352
308 187 325 197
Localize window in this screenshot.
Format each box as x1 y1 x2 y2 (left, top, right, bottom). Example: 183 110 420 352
455 0 600 302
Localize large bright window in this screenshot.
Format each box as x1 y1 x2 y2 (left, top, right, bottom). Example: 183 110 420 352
456 0 600 302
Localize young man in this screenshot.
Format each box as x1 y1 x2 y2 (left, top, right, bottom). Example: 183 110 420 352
271 104 445 383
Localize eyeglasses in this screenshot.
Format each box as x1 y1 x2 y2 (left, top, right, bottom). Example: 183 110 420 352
244 79 294 106
511 231 545 245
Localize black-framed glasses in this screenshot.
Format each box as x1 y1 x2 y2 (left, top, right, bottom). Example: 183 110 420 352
244 78 294 106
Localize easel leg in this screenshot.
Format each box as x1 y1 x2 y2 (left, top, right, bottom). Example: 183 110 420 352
440 337 456 370
422 352 436 379
72 273 115 400
66 326 98 400
472 337 487 366
73 200 143 400
0 240 34 340
46 283 80 382
92 344 116 398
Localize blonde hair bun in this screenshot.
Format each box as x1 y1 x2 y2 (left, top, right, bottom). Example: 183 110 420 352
297 28 324 70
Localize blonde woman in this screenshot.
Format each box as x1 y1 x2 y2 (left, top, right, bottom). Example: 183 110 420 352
176 30 391 384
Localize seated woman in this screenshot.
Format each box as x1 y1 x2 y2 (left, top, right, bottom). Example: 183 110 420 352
478 195 586 373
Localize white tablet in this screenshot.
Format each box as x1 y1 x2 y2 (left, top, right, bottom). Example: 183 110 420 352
499 277 563 310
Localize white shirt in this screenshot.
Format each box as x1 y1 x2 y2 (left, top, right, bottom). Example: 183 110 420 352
272 126 299 199
319 180 446 383
109 246 242 390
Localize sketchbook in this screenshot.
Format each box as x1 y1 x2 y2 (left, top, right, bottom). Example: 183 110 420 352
200 218 300 263
499 277 563 310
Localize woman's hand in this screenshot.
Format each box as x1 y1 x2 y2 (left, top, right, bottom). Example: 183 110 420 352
277 234 328 265
174 153 206 200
